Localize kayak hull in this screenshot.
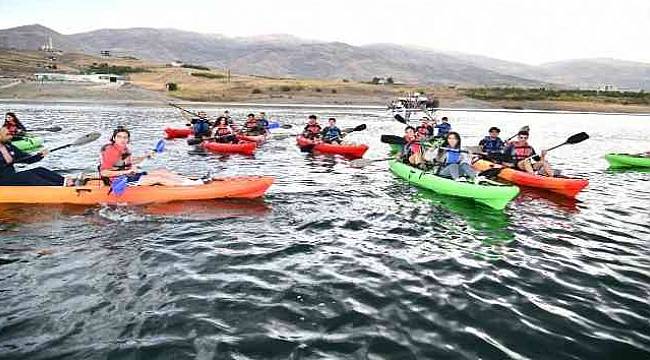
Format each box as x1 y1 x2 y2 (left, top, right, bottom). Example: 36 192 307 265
472 159 588 198
237 134 268 144
389 160 519 210
0 176 274 205
11 136 44 152
296 136 368 158
202 141 257 155
164 127 193 139
605 153 650 168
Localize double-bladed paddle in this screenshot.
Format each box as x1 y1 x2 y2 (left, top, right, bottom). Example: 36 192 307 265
301 124 367 152
4 132 101 168
27 126 63 132
110 139 166 196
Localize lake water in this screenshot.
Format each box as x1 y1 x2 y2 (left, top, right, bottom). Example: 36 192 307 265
1 103 649 359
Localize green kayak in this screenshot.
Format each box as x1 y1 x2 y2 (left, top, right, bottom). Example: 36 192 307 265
11 136 44 152
605 153 650 168
389 160 520 210
389 143 403 154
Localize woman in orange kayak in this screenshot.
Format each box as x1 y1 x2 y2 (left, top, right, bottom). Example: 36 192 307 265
4 112 28 138
0 125 65 186
212 117 237 143
503 130 555 176
100 127 205 186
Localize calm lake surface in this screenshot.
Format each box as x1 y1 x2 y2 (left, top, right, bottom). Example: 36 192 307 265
1 103 649 359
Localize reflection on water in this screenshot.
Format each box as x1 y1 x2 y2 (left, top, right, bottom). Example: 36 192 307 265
0 103 649 359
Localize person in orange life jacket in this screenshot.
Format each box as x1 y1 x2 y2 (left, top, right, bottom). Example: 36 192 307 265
415 117 434 139
401 126 424 167
242 113 265 136
212 117 236 143
435 131 476 180
100 127 205 186
503 130 555 176
478 126 506 162
434 116 451 137
0 125 66 186
321 118 342 144
302 115 322 140
3 112 28 138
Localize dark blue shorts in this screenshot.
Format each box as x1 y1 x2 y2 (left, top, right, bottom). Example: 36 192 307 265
125 172 147 184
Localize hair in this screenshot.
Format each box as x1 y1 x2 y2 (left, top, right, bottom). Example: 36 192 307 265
405 126 416 132
308 115 317 120
111 126 130 143
328 117 336 122
5 112 17 122
247 113 255 118
441 117 448 121
216 116 228 126
489 126 500 133
444 131 461 149
518 130 529 136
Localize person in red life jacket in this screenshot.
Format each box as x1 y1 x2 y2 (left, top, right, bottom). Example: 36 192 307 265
503 130 555 176
212 117 236 143
302 115 322 140
401 126 424 167
0 125 66 186
3 112 28 138
415 117 434 140
100 127 206 186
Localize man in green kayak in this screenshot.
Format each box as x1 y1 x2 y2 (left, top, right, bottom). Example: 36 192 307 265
0 125 65 186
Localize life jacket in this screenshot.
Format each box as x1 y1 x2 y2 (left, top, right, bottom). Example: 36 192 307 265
304 123 321 136
445 149 461 165
323 126 341 139
481 136 504 153
404 135 421 155
215 125 232 137
100 143 132 172
436 122 451 137
257 118 269 128
192 118 211 136
416 125 429 137
509 141 534 161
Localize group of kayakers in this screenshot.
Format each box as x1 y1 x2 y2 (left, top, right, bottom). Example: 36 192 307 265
301 115 345 144
182 110 270 143
399 116 555 181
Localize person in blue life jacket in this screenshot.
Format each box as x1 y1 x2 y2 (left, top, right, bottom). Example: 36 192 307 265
185 111 212 138
478 126 506 162
434 131 476 181
321 118 343 144
257 111 270 131
0 125 67 186
434 116 451 137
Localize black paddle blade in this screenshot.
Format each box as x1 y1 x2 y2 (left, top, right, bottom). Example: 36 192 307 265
566 132 589 144
478 167 504 179
187 138 203 146
72 132 101 146
394 114 408 124
353 124 367 132
380 135 407 145
280 124 293 129
48 126 63 132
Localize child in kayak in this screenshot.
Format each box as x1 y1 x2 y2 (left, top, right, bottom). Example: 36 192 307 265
212 117 237 143
401 126 424 167
321 118 342 144
4 112 28 138
434 116 451 137
503 130 555 176
434 131 476 181
302 115 322 140
478 127 505 162
0 125 65 186
100 127 205 186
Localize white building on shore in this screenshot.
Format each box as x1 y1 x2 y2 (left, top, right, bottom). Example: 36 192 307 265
33 73 127 84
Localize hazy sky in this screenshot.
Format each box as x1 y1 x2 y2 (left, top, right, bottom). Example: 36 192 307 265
1 0 648 64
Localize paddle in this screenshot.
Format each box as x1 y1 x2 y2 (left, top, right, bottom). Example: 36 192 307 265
394 114 409 125
110 140 166 196
168 102 210 120
350 157 395 168
6 132 101 167
381 134 406 145
302 124 367 151
28 126 63 132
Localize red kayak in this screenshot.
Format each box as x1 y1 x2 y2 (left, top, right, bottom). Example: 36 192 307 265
296 136 368 159
473 159 588 198
164 127 193 139
202 141 257 155
237 134 268 144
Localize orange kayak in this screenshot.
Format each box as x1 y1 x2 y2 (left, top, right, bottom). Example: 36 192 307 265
0 177 274 205
202 141 257 155
296 136 368 159
472 159 588 198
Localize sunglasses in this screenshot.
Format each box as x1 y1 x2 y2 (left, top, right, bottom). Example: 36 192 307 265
519 136 529 139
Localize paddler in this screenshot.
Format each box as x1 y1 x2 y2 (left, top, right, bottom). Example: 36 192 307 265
434 116 451 137
401 126 424 167
415 117 434 139
100 127 206 186
503 130 555 176
433 131 477 181
242 113 265 136
181 110 212 138
212 117 237 143
0 125 66 186
257 112 270 130
321 118 342 144
478 126 506 162
302 115 322 140
4 112 28 138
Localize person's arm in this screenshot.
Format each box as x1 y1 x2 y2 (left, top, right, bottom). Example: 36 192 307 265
13 147 45 164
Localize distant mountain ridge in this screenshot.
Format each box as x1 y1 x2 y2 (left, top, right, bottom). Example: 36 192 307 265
1 24 648 89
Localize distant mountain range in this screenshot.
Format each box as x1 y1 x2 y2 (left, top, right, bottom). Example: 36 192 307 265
1 24 648 90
